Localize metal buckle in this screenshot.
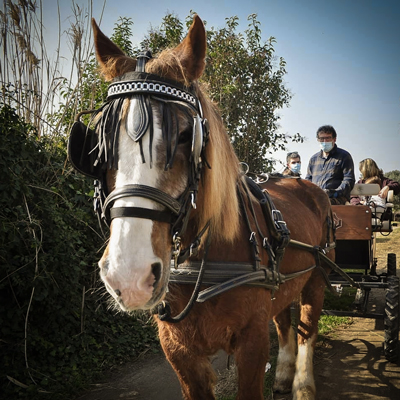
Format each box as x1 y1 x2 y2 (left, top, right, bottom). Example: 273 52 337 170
172 233 182 269
272 209 287 227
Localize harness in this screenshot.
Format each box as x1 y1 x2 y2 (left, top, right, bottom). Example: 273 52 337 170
68 52 341 324
169 175 340 306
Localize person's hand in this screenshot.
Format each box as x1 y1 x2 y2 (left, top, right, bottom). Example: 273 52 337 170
378 185 389 199
323 189 338 198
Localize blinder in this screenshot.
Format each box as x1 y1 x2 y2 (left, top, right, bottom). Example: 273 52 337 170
68 118 102 179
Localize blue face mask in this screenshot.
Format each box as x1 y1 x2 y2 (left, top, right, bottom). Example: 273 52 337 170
320 141 334 153
290 163 301 174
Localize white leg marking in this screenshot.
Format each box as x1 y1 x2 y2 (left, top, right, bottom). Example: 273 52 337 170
293 334 316 400
274 326 296 393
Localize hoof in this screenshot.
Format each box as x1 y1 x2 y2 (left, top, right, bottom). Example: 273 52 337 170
293 386 316 400
273 380 292 394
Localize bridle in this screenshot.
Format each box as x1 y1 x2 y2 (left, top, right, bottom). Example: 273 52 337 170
68 51 210 262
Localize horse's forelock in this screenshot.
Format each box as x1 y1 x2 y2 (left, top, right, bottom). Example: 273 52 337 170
100 56 137 81
146 50 190 86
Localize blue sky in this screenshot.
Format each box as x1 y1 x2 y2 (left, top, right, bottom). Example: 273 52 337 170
42 0 400 176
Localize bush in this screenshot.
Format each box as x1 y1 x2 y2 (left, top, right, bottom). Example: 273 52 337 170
0 106 159 399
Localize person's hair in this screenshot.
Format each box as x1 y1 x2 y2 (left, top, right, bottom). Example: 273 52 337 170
316 125 337 139
286 151 301 163
359 158 383 180
365 176 381 186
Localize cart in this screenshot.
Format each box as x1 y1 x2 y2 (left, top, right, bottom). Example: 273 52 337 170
322 183 399 362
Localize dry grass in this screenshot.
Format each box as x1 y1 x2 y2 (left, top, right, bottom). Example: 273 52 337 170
375 224 400 272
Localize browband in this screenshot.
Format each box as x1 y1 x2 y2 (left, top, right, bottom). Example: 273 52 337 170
107 71 198 108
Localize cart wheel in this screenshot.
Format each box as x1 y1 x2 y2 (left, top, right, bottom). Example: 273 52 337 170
384 275 399 362
387 253 396 277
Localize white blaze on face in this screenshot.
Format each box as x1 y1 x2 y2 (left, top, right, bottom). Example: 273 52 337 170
99 98 164 310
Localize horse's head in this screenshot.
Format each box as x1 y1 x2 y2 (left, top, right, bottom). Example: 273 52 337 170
81 15 240 312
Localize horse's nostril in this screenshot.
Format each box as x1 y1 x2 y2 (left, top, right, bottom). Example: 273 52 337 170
114 289 121 297
151 262 162 286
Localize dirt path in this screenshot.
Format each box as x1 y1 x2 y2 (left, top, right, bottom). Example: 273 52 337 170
313 317 400 400
75 313 400 400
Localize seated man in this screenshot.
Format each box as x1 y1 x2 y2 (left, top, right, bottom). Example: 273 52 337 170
305 125 355 205
282 151 301 177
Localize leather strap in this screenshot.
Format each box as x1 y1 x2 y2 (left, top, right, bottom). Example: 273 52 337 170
110 207 174 223
103 184 181 219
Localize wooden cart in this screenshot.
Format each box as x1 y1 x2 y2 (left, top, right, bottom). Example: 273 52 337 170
323 183 399 362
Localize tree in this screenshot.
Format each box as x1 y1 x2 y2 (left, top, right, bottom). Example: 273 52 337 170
141 13 301 172
204 14 300 172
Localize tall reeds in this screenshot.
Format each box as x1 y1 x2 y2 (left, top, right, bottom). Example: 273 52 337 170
0 0 105 138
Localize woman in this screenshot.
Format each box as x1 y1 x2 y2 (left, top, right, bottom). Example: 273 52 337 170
350 158 400 205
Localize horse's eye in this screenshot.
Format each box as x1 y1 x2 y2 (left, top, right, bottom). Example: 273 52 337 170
178 128 192 144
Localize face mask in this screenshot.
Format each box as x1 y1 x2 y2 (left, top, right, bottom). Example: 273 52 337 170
320 141 334 153
290 163 301 174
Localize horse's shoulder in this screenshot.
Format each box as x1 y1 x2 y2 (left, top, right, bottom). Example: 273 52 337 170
259 177 328 212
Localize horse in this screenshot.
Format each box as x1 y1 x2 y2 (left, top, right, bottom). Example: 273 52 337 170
68 15 336 400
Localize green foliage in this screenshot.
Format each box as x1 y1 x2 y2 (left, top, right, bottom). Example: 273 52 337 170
140 13 185 53
322 287 358 311
318 315 352 337
0 106 159 399
111 17 137 57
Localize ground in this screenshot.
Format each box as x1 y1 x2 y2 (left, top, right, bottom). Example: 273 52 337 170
74 315 400 400
75 227 400 400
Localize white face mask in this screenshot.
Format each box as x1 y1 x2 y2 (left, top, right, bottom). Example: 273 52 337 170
320 141 334 152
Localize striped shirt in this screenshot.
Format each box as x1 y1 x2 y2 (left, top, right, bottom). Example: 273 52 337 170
305 145 355 200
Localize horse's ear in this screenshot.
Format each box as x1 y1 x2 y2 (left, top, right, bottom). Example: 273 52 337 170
92 18 136 81
174 15 206 81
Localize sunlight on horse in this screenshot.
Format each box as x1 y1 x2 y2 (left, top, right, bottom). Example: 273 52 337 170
76 15 336 400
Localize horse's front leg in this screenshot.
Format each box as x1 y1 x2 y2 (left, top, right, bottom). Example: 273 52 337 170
273 306 297 394
293 273 326 400
234 318 270 400
157 321 216 400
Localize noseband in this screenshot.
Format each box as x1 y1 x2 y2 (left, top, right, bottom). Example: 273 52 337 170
68 51 209 246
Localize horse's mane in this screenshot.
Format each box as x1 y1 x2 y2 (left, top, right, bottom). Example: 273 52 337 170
100 48 241 243
195 88 241 242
